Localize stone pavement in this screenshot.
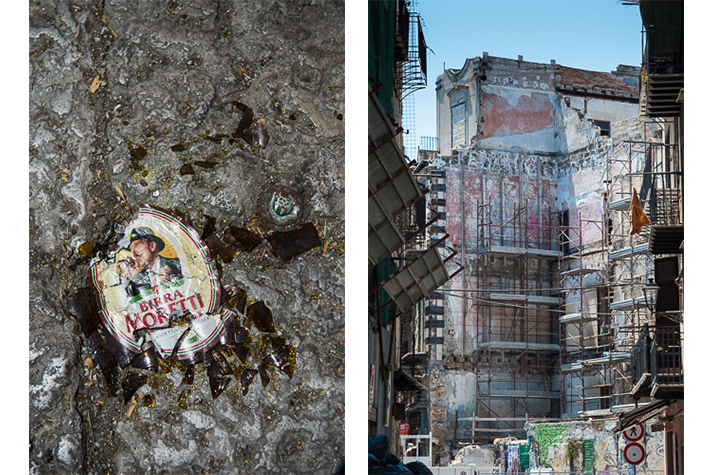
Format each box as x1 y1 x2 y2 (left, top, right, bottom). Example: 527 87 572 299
29 1 345 473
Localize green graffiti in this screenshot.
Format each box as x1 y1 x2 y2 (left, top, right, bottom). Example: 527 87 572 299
531 423 570 467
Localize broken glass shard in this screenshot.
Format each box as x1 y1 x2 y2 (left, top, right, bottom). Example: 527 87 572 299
233 343 250 365
246 300 275 333
209 376 231 399
266 223 321 262
258 364 270 387
130 346 159 372
177 390 188 409
240 368 258 396
182 365 195 385
194 160 218 169
171 143 187 152
263 345 296 379
87 331 120 396
122 372 148 404
232 101 254 139
142 393 156 407
179 163 195 175
67 287 103 337
130 146 147 160
269 334 287 351
205 234 237 263
243 120 269 148
228 227 262 252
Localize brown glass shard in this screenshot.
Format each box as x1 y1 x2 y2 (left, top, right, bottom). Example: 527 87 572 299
234 322 252 344
201 216 217 240
211 349 235 376
142 393 156 407
99 325 136 369
78 242 94 256
269 334 287 351
157 357 172 374
228 226 262 252
177 389 188 409
243 121 269 148
67 287 102 337
263 345 296 379
182 365 195 385
87 331 120 396
205 234 237 263
130 346 159 372
171 143 187 152
122 372 148 404
179 163 195 175
204 133 229 144
233 343 250 365
240 368 258 396
232 101 254 139
209 376 231 399
258 364 270 387
130 146 147 160
194 160 218 169
266 223 321 262
246 301 275 333
219 319 237 347
226 287 248 314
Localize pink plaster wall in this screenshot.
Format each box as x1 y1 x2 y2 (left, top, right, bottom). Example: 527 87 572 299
481 91 554 138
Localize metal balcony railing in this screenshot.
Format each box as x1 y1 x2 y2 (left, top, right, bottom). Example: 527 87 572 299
650 326 683 386
631 324 683 397
649 186 682 226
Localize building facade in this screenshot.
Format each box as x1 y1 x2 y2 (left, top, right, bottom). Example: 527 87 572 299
420 52 683 468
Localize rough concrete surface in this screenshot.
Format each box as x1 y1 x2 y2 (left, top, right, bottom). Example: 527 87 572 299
29 1 345 473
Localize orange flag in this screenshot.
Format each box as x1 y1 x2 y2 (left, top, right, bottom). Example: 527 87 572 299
630 187 650 235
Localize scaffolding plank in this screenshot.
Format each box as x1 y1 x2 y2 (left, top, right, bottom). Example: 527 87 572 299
608 242 649 260
478 341 560 351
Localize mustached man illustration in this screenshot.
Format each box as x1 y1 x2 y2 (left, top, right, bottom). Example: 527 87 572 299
119 227 183 297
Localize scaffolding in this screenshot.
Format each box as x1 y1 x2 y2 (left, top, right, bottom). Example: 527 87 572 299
557 117 668 419
473 202 561 441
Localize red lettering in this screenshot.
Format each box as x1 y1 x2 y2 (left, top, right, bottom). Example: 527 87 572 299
157 311 169 325
143 312 156 327
187 295 198 310
152 286 159 294
154 296 162 306
168 302 177 313
164 292 173 302
139 302 150 312
196 293 204 308
174 290 184 299
126 313 142 331
177 299 187 310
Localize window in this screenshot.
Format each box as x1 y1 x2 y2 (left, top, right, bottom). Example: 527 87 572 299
593 120 611 137
450 89 467 149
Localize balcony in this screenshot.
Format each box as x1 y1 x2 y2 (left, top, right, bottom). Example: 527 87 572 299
648 185 683 254
631 324 684 400
640 0 683 117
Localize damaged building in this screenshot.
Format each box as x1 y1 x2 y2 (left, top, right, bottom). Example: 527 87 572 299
417 33 683 472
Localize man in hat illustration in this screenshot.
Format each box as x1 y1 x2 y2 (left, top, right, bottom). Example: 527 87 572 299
120 227 183 297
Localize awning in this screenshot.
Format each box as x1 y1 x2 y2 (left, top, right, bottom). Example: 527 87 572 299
381 245 450 312
614 399 672 434
368 86 423 267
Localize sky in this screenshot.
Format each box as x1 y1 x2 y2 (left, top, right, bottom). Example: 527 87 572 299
409 0 644 155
